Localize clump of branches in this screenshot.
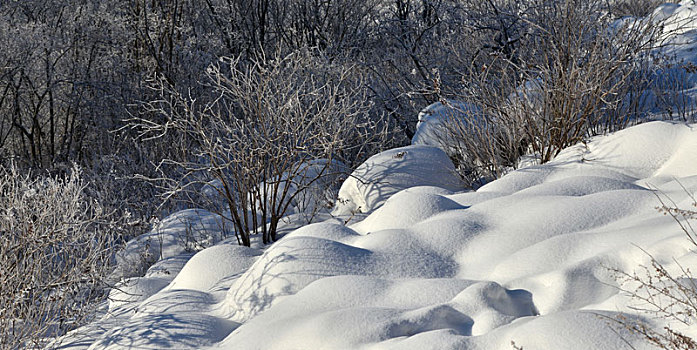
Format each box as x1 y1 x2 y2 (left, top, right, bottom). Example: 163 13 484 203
0 164 121 349
132 49 392 246
613 257 697 350
423 0 669 186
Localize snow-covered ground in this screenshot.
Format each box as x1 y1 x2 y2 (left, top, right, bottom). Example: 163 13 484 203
51 2 697 349
52 121 697 350
55 119 697 350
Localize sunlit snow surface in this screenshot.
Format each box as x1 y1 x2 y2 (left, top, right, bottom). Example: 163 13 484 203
53 3 697 349
52 121 697 350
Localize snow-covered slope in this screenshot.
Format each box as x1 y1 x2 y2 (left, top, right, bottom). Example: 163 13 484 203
53 121 697 350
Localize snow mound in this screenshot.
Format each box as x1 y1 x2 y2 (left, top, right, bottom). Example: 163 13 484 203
167 244 261 292
112 209 229 279
221 235 374 322
411 100 476 149
219 277 537 349
86 313 235 350
333 145 464 215
351 187 463 233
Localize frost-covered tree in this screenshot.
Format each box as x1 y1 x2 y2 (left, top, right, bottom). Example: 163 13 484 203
0 165 121 348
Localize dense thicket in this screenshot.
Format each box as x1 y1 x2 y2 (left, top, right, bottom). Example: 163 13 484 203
0 0 675 186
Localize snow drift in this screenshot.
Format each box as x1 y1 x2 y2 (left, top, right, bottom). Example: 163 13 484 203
53 121 697 350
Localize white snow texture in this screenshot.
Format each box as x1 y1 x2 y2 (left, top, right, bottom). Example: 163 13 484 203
54 120 697 350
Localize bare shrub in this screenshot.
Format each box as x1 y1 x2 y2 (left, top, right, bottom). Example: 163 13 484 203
132 49 392 246
0 164 121 348
651 59 697 122
504 0 663 161
425 60 529 187
422 0 668 186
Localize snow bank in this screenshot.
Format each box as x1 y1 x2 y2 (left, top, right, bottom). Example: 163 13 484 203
167 244 261 292
332 145 464 215
56 120 697 350
222 277 537 349
210 121 697 350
